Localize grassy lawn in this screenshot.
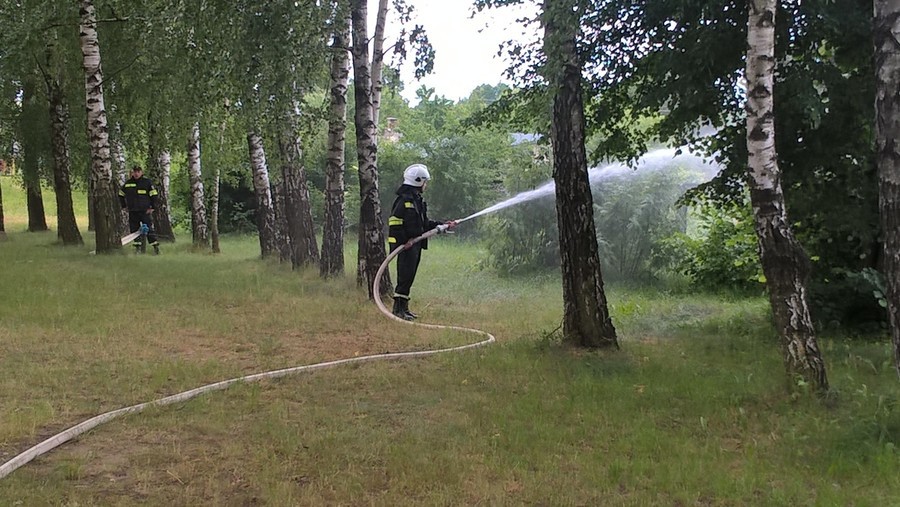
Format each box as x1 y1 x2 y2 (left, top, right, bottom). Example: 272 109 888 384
0 175 898 505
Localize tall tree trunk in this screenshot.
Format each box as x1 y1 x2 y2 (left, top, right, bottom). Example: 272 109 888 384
371 0 389 129
247 131 278 258
279 118 320 269
187 122 209 248
110 120 129 236
210 118 227 254
874 0 900 378
24 174 48 233
746 0 827 390
210 161 221 254
351 0 391 298
147 111 175 242
0 177 6 240
543 0 618 349
47 80 83 245
79 0 120 252
21 81 48 233
321 12 351 278
273 179 293 262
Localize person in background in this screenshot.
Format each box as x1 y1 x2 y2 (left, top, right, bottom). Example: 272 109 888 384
119 165 160 254
387 163 457 320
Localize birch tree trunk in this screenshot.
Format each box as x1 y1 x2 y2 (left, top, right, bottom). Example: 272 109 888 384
746 0 827 390
210 117 227 254
48 80 83 245
874 0 900 378
543 0 618 349
371 0 389 128
210 156 221 255
279 119 320 268
320 12 351 278
351 0 391 297
79 0 120 252
247 131 278 258
273 179 293 262
111 120 129 236
187 122 209 248
147 113 175 242
0 178 6 240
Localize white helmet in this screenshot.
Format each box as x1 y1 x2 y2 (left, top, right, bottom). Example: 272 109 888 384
403 163 431 187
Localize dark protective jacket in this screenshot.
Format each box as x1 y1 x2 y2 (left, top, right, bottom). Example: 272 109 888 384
119 176 158 212
388 184 441 250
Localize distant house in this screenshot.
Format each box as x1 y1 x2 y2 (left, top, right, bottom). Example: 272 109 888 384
381 117 402 144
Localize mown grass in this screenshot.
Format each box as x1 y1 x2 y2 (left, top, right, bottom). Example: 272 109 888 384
0 175 898 505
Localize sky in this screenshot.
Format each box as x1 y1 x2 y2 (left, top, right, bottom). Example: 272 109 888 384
377 0 539 104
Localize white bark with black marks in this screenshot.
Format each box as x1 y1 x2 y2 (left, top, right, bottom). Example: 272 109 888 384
79 0 120 251
372 0 389 129
351 0 391 298
321 12 351 278
187 122 209 248
248 132 278 258
746 0 827 390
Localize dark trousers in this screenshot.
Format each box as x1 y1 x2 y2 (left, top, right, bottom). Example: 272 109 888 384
391 243 422 298
128 210 158 244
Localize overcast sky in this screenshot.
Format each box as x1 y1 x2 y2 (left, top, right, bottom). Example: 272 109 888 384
378 1 539 104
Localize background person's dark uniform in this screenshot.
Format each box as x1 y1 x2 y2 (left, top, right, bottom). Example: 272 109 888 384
118 170 159 251
388 184 443 319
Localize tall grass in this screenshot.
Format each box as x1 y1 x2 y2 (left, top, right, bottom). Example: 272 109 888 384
0 177 898 505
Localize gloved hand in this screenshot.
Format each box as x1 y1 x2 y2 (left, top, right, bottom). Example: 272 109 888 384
139 223 150 235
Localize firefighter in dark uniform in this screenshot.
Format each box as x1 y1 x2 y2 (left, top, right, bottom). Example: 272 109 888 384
387 163 456 320
119 165 160 254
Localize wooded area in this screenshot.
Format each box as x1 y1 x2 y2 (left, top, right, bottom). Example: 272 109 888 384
0 1 897 389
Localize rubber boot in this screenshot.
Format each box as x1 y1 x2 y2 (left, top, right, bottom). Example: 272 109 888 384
405 304 418 320
392 298 414 321
152 243 160 255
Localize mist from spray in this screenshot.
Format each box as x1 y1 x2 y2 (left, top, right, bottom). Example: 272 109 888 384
456 147 722 224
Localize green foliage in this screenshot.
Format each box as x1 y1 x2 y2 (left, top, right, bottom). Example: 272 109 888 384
808 268 889 332
654 197 762 291
594 166 698 281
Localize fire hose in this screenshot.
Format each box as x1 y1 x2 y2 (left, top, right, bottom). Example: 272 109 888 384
0 225 494 481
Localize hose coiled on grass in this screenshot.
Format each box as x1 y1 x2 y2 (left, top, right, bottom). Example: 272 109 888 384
0 228 494 481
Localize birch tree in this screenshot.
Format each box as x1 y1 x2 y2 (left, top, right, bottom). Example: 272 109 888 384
147 113 175 242
745 0 827 390
110 118 129 236
321 11 351 278
372 0 389 128
79 0 120 252
542 0 618 348
874 0 900 377
248 131 278 258
45 42 83 246
187 122 209 248
351 0 391 297
279 115 319 268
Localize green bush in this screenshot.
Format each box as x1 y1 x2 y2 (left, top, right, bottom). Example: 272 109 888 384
653 197 762 291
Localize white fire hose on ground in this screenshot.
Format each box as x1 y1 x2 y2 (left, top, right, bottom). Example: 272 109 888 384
0 225 494 481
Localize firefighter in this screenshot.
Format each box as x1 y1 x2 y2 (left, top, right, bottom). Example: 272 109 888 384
119 165 160 254
387 163 456 320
